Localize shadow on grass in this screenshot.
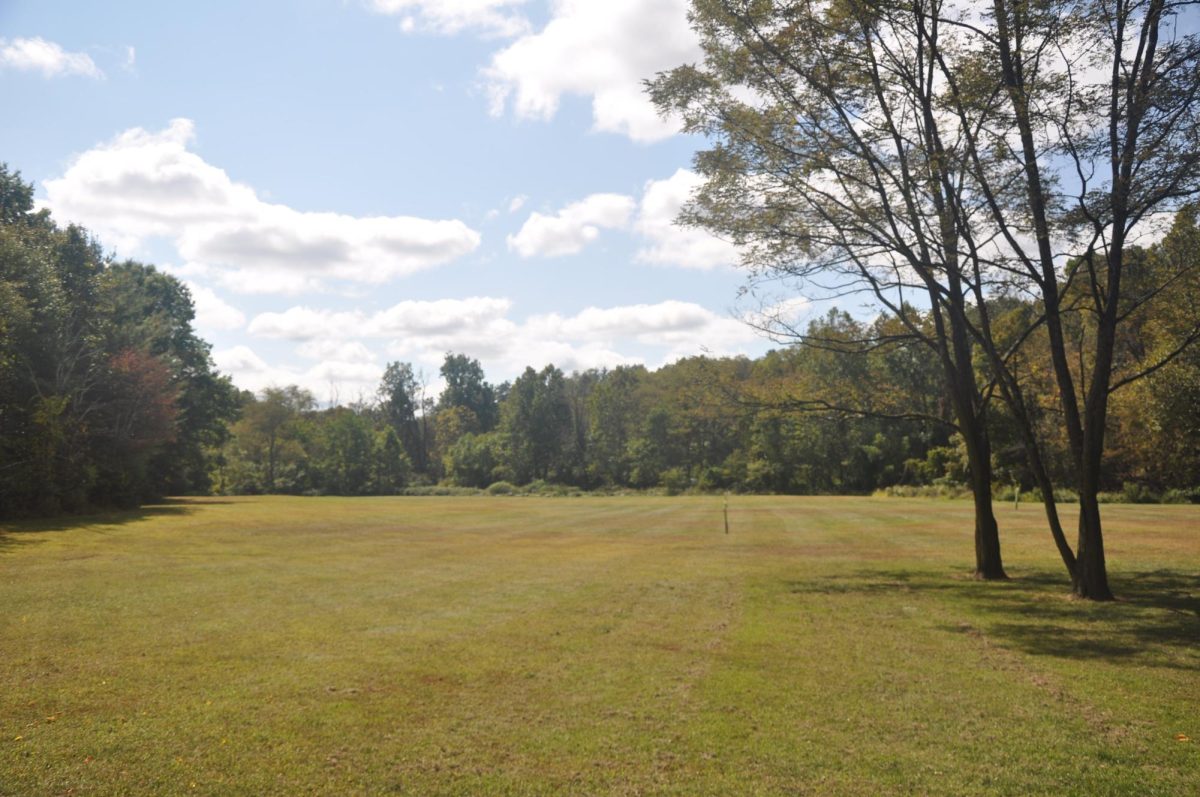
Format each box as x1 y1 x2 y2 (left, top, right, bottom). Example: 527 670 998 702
788 567 1200 670
0 497 213 555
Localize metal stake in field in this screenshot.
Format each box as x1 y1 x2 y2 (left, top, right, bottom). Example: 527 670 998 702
724 494 729 534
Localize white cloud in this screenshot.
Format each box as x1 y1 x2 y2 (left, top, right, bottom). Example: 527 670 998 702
242 296 758 392
296 339 377 364
0 37 102 79
247 306 365 341
507 192 635 257
367 0 530 37
42 119 481 294
525 301 756 366
484 0 700 142
212 344 384 402
248 297 516 343
370 296 515 337
507 194 526 213
185 281 246 332
635 169 739 270
213 345 271 377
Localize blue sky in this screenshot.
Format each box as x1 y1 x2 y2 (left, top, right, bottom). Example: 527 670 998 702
1 0 802 400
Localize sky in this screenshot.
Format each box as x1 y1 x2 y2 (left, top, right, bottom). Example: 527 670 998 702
0 0 813 402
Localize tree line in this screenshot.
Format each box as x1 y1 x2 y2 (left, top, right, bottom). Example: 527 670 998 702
214 283 1200 503
3 141 1198 605
0 166 237 517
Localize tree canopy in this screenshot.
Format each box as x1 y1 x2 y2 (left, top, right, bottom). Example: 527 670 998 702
0 166 237 516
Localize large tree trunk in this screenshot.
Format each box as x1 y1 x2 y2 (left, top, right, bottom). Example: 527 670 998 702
942 273 1007 581
1075 388 1114 599
1072 279 1120 601
1075 490 1114 600
961 411 1007 580
972 326 1079 581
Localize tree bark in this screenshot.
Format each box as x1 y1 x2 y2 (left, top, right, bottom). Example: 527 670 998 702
960 403 1007 580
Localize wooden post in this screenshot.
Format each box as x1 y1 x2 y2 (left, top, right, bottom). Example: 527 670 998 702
723 494 729 534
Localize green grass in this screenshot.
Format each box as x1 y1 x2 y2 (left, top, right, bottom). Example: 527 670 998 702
2 496 1197 795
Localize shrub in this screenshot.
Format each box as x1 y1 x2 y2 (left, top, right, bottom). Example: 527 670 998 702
528 479 573 496
399 485 482 497
486 481 517 496
1162 488 1200 504
660 467 689 496
875 483 971 499
1122 482 1161 504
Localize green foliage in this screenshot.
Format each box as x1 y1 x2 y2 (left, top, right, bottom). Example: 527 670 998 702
659 467 689 496
398 485 481 496
212 292 1200 501
0 165 236 517
501 365 573 483
379 361 429 472
210 234 1197 502
447 432 504 488
438 352 498 431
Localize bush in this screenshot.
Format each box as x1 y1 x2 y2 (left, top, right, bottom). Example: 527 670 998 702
875 483 971 499
993 483 1021 503
486 481 517 495
399 485 482 496
1122 482 1161 504
660 467 689 496
1036 487 1079 503
1162 488 1200 504
525 479 572 496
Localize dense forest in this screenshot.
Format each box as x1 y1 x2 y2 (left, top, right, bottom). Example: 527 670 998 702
3 163 1197 517
0 165 237 516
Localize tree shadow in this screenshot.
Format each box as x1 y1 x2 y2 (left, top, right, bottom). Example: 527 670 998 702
0 497 213 555
786 567 1200 670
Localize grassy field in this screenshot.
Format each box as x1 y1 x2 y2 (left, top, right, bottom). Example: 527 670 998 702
1 496 1197 796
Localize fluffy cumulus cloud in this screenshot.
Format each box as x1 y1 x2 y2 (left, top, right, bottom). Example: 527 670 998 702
367 0 530 37
484 0 700 142
0 37 102 79
238 296 759 394
184 281 246 332
42 119 481 294
635 169 740 269
211 344 385 401
507 193 635 257
525 301 756 364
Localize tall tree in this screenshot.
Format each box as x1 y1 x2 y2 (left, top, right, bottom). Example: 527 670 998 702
652 0 1200 597
100 262 238 494
502 365 573 483
379 361 428 472
0 164 236 514
234 386 315 493
438 353 499 432
651 0 1012 578
975 0 1200 598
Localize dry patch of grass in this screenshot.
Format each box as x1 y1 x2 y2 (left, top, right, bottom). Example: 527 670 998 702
2 496 1197 795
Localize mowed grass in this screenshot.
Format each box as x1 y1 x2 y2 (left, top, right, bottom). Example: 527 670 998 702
1 496 1197 796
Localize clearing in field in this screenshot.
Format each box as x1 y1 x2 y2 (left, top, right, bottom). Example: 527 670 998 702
2 496 1197 795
